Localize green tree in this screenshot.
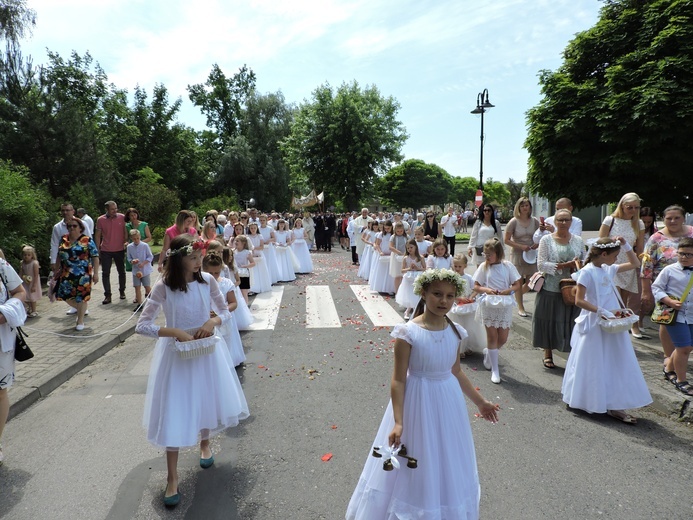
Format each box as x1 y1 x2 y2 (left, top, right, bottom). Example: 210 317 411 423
187 64 256 146
0 159 49 267
121 167 181 234
0 0 35 46
505 178 526 205
450 176 478 208
482 178 511 209
525 0 693 210
282 81 408 209
380 159 453 209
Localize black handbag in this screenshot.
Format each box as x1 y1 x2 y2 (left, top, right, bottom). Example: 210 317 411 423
14 326 33 362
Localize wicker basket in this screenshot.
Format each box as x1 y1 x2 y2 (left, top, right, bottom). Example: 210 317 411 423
171 328 217 359
599 309 639 334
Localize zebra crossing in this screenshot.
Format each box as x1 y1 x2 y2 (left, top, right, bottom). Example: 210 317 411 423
243 284 405 331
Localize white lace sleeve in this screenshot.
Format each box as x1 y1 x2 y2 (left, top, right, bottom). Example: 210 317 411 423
537 235 557 275
135 281 166 338
390 323 412 344
209 275 232 325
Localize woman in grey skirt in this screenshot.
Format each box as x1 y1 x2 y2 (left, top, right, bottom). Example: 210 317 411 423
533 209 585 368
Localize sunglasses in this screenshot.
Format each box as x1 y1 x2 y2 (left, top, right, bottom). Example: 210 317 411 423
483 209 492 212
67 224 80 229
624 205 641 210
555 218 572 223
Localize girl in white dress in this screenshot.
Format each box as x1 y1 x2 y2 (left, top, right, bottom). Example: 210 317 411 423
135 235 249 508
259 214 280 284
358 221 378 281
413 226 432 258
247 222 272 294
449 254 486 357
206 241 253 330
473 238 522 384
203 252 245 367
426 238 453 269
291 219 313 274
389 222 408 295
369 220 395 294
232 235 255 304
274 220 297 282
346 269 499 520
562 237 652 424
395 239 425 320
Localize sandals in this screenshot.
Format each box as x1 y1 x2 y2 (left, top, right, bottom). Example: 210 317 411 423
607 410 638 424
663 369 678 385
543 358 556 369
674 380 693 397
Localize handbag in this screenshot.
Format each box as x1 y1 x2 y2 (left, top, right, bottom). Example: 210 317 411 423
559 260 582 306
528 271 545 292
651 275 693 325
14 326 34 362
474 246 484 256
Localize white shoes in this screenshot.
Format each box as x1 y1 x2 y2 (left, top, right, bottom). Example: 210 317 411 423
66 309 88 316
482 348 491 370
491 371 501 384
75 323 85 331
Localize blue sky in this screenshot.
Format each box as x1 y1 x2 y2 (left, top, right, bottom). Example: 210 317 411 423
22 0 601 184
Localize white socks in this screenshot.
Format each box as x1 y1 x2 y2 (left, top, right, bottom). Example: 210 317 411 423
488 349 500 383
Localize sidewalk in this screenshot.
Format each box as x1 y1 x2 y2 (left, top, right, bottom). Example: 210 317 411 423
9 279 139 420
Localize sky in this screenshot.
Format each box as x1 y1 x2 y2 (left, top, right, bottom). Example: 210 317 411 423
20 0 602 185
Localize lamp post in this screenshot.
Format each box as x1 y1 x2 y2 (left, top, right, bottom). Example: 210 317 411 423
240 197 256 210
470 89 494 191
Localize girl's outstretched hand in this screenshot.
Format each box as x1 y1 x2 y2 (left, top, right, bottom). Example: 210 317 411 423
477 401 500 423
194 320 216 339
388 424 403 448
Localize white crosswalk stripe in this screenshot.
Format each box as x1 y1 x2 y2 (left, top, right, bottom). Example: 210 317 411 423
243 284 404 330
245 286 284 331
306 286 341 328
349 285 405 327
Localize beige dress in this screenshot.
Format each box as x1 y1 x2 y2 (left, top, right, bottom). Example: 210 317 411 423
506 217 540 278
602 216 644 293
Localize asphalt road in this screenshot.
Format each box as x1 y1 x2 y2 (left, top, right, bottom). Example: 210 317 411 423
2 250 693 520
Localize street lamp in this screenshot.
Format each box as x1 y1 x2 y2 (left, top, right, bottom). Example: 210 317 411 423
240 197 256 210
470 89 494 191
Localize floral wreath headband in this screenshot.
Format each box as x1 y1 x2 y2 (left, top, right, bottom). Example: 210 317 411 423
413 268 467 297
593 241 621 250
166 239 206 258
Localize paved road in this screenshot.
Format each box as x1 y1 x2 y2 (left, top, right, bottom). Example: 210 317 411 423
2 249 693 519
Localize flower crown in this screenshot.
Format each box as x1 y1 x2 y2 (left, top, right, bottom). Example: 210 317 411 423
166 239 206 257
413 268 467 297
593 241 620 249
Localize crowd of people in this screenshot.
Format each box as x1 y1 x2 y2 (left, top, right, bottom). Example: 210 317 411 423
0 194 692 518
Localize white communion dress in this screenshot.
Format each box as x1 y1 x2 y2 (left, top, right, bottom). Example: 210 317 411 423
448 273 486 353
358 231 377 280
221 266 254 330
274 230 297 282
346 321 480 520
291 228 313 273
248 234 272 294
369 232 395 294
135 273 249 448
216 276 246 366
394 257 424 310
562 264 652 413
259 225 280 284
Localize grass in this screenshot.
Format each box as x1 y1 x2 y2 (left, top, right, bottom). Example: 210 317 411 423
455 233 470 241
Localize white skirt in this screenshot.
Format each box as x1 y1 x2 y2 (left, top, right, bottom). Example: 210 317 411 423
358 245 374 280
233 285 254 330
249 253 272 293
369 254 395 294
389 254 405 278
275 245 296 282
143 335 249 448
291 239 313 273
263 243 280 285
395 270 421 309
218 316 246 367
449 303 486 353
475 295 514 329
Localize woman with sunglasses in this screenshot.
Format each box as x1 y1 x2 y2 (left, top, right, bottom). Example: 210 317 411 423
55 218 100 330
641 205 693 377
468 204 504 267
423 212 439 241
598 193 645 338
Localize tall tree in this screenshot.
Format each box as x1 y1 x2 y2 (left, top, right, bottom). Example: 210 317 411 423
525 0 693 210
187 64 256 146
0 0 35 45
282 81 407 209
380 159 453 209
450 176 479 208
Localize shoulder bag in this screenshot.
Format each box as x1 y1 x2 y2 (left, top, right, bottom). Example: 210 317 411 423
559 260 582 306
0 264 34 361
651 274 693 325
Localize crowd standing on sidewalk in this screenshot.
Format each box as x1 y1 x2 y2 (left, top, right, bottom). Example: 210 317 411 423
1 196 692 518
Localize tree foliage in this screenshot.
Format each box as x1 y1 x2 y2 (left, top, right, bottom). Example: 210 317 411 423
282 81 408 209
525 0 693 210
482 178 512 208
450 176 478 208
0 0 35 45
380 159 453 209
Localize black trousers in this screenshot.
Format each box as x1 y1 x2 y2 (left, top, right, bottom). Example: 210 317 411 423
444 236 456 257
351 246 358 264
100 250 126 296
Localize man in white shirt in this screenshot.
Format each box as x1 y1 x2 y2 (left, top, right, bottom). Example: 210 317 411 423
533 197 583 244
440 206 458 256
352 208 373 264
76 208 94 235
